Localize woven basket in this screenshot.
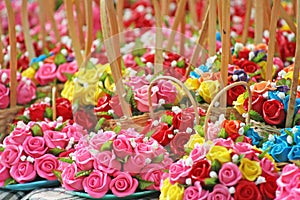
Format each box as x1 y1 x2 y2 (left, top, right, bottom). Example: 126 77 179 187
0 0 23 141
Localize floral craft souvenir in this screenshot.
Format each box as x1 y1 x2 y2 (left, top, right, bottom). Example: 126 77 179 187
160 137 280 200
57 127 172 198
0 119 87 186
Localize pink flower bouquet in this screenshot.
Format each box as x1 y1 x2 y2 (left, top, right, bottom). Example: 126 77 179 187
57 128 172 198
0 120 87 186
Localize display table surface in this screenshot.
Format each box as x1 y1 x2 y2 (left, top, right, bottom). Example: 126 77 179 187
0 187 159 200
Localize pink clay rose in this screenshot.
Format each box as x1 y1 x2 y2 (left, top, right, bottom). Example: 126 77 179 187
75 148 94 171
89 130 116 150
207 122 221 140
123 154 146 175
17 78 37 105
184 181 209 200
112 135 133 159
23 136 48 158
34 154 59 180
277 164 300 188
10 161 37 183
127 75 149 89
190 144 207 162
219 162 242 186
61 163 84 191
1 145 23 168
0 83 9 108
93 151 121 175
61 123 88 143
0 163 10 186
169 160 191 184
208 184 234 200
134 85 158 112
4 126 31 145
43 130 69 149
157 80 177 104
56 61 78 82
140 164 164 190
109 172 138 197
83 170 111 198
35 63 57 85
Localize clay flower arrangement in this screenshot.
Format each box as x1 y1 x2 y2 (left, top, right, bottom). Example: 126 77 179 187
233 80 300 127
185 43 285 106
0 117 88 186
21 45 78 87
56 127 173 198
159 137 280 200
275 163 300 199
0 69 37 109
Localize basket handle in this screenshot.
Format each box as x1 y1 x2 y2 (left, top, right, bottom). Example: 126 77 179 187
204 81 252 141
152 0 164 74
148 76 200 125
5 0 17 108
285 1 300 127
100 0 132 117
84 0 93 57
21 0 36 61
0 16 3 65
64 0 84 67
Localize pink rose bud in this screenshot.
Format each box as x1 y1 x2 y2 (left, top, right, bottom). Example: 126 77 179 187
83 170 111 198
35 63 57 85
10 161 37 183
56 61 78 82
34 154 59 180
17 78 37 105
61 163 84 191
1 145 23 168
75 148 94 171
109 172 138 197
23 136 48 158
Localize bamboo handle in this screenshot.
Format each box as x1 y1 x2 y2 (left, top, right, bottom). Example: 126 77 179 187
279 3 297 34
185 6 209 77
0 16 4 65
74 0 85 49
266 0 280 81
84 0 93 57
152 0 164 74
286 0 300 127
100 0 132 117
217 0 222 36
148 76 200 125
180 2 186 55
5 0 17 108
241 0 252 44
37 0 47 50
255 0 264 44
166 0 188 51
263 0 271 30
208 0 217 56
52 86 57 121
117 0 125 44
64 0 83 67
188 0 198 28
21 0 36 61
161 0 170 17
220 0 230 107
204 81 252 141
46 1 61 43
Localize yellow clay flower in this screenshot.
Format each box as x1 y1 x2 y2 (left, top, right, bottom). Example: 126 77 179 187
239 158 262 181
206 145 232 164
160 179 184 200
185 133 205 150
21 67 36 82
61 80 75 102
233 93 247 115
198 80 220 103
184 78 200 91
258 61 276 80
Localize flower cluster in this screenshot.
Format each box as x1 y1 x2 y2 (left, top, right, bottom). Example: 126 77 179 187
234 81 300 126
0 69 37 108
57 128 172 198
14 97 73 123
275 164 300 199
22 46 78 86
160 138 280 200
140 107 206 158
0 120 87 186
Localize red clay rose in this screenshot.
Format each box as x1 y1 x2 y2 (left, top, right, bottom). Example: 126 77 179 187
74 109 97 131
173 112 194 131
234 180 262 200
238 49 250 60
28 103 50 121
262 99 285 126
94 94 112 119
244 94 266 115
227 85 246 106
259 175 277 200
56 98 73 121
170 132 191 157
151 123 174 146
189 160 211 184
223 120 241 141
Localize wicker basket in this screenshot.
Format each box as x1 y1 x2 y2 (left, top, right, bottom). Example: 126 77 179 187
0 0 23 141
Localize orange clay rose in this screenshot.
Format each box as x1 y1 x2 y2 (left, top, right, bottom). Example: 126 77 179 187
251 81 276 95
